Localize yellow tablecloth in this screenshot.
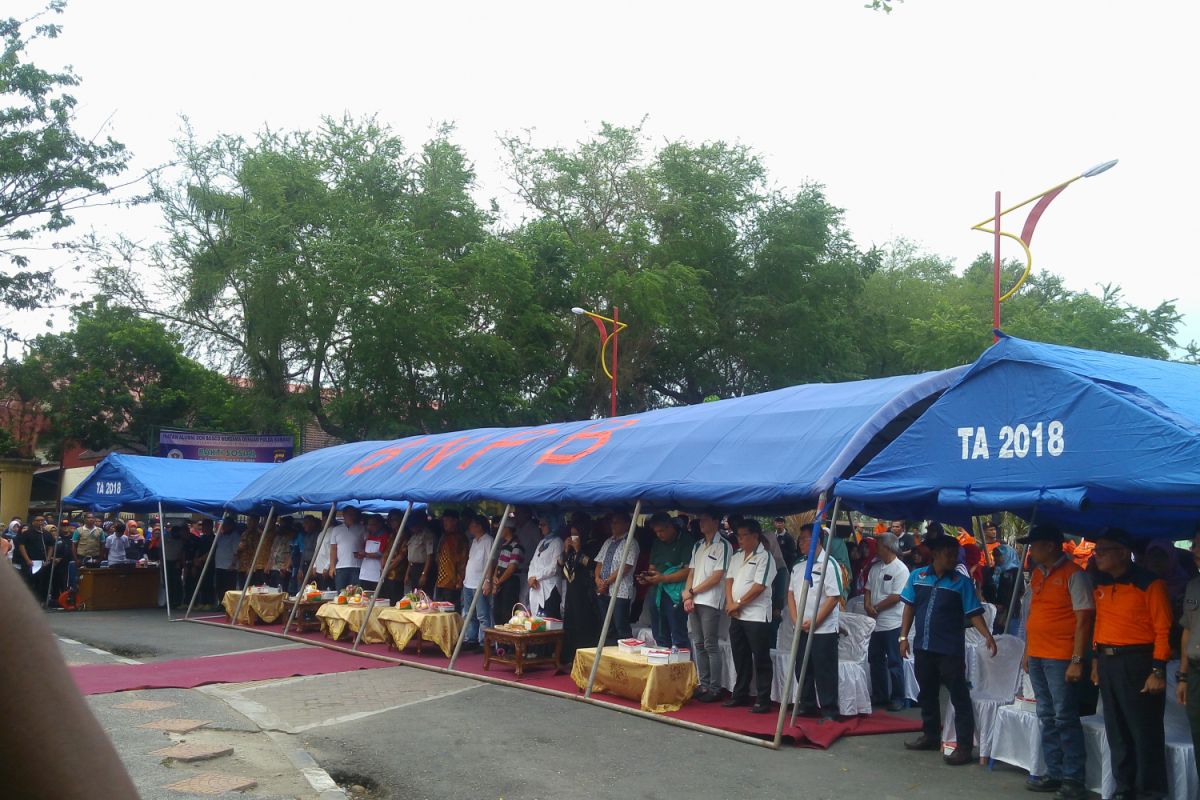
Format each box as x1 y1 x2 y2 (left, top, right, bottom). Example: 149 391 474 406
570 647 698 713
315 602 387 643
221 590 286 625
378 607 463 658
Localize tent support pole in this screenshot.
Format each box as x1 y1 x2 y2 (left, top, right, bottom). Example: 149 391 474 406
185 511 226 620
44 444 67 608
1004 506 1036 634
449 504 513 670
772 492 829 745
789 497 841 729
282 504 337 636
353 502 413 650
230 505 276 626
158 501 171 621
585 500 643 699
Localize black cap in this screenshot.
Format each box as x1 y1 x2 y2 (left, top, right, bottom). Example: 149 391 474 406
1017 524 1064 545
927 535 960 552
1095 528 1134 549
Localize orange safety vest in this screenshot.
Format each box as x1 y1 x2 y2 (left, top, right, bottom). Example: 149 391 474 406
1093 565 1172 663
1027 558 1084 660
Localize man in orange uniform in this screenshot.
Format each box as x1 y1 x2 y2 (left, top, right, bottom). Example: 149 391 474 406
1090 529 1171 800
1019 525 1094 799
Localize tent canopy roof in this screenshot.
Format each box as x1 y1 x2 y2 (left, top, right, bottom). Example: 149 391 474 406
228 367 967 515
64 454 278 515
836 333 1200 536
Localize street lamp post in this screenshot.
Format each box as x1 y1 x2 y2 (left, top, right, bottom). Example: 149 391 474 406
972 159 1118 340
572 306 628 418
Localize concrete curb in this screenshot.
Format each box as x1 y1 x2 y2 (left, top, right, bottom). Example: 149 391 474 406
265 730 347 800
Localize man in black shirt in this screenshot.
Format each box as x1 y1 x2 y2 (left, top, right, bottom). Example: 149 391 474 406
15 523 52 599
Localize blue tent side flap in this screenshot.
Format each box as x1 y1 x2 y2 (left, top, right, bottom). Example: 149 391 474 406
836 335 1200 536
228 366 968 515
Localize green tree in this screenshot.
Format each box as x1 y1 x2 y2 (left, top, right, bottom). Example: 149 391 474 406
1 298 258 453
0 2 129 336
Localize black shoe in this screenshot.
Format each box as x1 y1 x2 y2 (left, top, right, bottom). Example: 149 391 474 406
1052 781 1087 800
886 700 906 712
904 735 940 751
750 702 772 714
698 690 722 703
797 704 821 718
1026 777 1062 793
943 748 974 766
721 695 748 708
692 687 709 700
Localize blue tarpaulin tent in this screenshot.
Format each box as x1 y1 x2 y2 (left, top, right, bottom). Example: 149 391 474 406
64 453 417 516
835 333 1200 536
227 368 966 515
64 454 279 515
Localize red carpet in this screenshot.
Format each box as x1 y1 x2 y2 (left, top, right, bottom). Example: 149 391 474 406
70 644 397 695
180 619 921 747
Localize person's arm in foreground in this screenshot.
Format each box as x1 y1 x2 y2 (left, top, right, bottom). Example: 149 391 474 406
0 563 139 799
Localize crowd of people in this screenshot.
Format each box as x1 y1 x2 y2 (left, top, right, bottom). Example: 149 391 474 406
7 504 1199 797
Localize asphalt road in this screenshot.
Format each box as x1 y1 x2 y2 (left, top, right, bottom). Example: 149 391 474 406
48 609 1038 800
302 681 1034 800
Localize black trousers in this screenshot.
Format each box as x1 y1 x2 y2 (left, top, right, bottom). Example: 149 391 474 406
730 617 773 704
796 631 839 716
1097 650 1167 797
165 560 183 607
915 649 974 748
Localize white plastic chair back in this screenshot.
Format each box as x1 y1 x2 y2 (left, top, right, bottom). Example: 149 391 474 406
973 633 1023 700
838 612 875 663
966 602 998 647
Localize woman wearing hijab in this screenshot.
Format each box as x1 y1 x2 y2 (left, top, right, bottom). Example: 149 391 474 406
983 543 1021 633
123 521 146 561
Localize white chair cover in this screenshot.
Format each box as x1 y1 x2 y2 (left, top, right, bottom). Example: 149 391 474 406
942 633 1023 756
633 626 656 647
838 612 874 663
845 595 866 615
767 613 874 716
964 602 997 648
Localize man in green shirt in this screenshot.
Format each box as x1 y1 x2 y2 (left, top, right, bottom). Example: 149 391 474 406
640 512 693 648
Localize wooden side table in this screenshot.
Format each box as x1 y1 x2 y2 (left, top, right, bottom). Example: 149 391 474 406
282 598 325 632
481 627 564 678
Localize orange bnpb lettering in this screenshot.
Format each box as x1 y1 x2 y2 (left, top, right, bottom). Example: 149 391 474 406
537 419 638 465
399 436 488 473
457 429 561 470
345 438 430 476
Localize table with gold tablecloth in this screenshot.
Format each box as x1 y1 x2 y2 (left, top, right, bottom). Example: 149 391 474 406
315 602 387 644
378 607 463 657
570 646 698 713
221 590 286 625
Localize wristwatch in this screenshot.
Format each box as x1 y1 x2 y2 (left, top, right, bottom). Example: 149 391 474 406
1151 667 1166 678
898 635 908 642
1070 655 1082 665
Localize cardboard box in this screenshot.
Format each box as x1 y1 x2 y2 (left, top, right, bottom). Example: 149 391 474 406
618 638 646 654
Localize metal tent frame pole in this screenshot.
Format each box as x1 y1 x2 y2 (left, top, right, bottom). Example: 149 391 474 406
229 505 276 626
185 511 228 619
158 501 171 620
1003 506 1038 634
449 504 513 670
353 502 413 650
789 498 842 729
282 504 337 636
585 500 643 698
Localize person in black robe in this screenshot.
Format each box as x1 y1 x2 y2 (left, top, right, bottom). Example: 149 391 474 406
561 516 603 662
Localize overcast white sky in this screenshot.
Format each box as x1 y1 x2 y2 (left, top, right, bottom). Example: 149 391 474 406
9 0 1199 354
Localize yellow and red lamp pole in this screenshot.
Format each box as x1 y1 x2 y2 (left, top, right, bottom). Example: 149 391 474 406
572 306 628 418
972 159 1118 341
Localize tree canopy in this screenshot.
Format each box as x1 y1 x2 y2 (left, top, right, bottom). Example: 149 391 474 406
0 2 129 338
74 119 1185 445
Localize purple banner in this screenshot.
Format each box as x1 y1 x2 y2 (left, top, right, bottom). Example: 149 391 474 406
158 430 294 463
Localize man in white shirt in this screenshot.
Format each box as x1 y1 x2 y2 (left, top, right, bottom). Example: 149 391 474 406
104 527 129 565
527 518 564 618
865 533 911 711
683 508 731 702
461 514 496 649
724 519 776 713
326 506 366 591
310 513 335 590
594 511 640 641
790 523 844 719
